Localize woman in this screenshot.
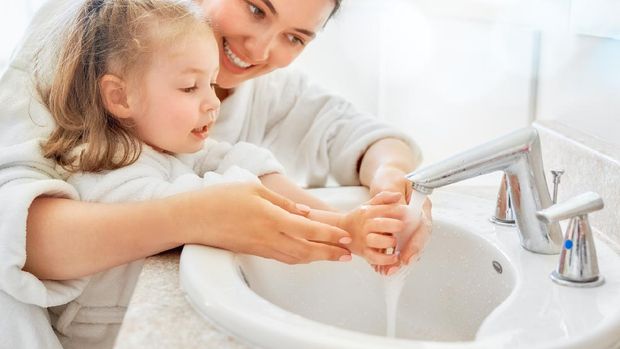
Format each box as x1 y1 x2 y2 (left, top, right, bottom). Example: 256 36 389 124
0 0 429 346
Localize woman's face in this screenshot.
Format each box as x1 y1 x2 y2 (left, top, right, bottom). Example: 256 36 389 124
200 0 335 89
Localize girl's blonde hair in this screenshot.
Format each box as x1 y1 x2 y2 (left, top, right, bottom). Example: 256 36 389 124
37 0 210 172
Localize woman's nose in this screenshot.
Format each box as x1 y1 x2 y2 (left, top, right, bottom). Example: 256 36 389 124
244 31 277 62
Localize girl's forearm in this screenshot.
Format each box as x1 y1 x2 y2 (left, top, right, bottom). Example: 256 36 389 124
24 197 183 280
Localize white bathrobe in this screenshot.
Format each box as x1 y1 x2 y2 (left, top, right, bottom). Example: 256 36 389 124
0 0 421 347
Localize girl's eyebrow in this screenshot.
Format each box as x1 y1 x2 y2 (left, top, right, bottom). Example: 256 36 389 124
259 0 316 38
180 67 205 74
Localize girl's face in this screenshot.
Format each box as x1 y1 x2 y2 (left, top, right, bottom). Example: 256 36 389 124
200 0 335 89
128 31 221 154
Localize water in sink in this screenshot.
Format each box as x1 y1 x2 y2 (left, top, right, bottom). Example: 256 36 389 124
237 217 516 341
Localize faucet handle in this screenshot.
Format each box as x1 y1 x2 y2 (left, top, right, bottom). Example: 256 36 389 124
536 191 603 224
490 174 516 226
537 192 605 287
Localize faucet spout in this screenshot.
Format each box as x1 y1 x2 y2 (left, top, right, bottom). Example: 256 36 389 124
406 127 562 254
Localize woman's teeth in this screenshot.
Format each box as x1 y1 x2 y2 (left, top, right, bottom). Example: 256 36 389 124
224 40 251 69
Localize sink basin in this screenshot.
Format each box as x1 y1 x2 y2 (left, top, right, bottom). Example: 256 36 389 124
180 186 620 349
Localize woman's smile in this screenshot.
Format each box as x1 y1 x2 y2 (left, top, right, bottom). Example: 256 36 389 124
221 38 254 74
223 39 252 69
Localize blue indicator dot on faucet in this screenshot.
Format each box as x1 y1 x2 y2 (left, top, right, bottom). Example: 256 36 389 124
564 240 573 250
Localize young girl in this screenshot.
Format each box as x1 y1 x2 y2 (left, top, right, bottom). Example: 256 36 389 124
30 0 409 347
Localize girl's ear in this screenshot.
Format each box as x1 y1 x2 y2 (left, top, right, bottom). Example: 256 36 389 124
99 74 132 119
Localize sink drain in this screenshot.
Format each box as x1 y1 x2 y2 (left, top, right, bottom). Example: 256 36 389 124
492 260 503 274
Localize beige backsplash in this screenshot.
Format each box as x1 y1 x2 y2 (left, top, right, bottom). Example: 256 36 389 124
535 120 620 253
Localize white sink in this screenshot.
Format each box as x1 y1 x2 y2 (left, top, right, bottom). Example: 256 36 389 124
180 187 620 349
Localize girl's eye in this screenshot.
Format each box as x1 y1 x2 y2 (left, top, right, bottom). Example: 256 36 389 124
181 86 198 93
210 83 217 89
286 34 305 46
247 2 265 19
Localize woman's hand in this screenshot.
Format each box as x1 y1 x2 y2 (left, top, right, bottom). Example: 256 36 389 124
177 182 353 264
368 164 412 204
398 197 432 265
376 196 433 275
358 138 420 204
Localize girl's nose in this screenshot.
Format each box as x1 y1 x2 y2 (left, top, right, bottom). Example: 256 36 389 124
200 91 220 118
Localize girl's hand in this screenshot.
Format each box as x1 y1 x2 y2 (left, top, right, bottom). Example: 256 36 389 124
338 191 405 266
178 182 353 264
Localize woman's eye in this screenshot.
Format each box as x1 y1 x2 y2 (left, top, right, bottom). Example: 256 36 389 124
181 86 198 93
286 34 305 46
210 83 217 89
248 3 265 19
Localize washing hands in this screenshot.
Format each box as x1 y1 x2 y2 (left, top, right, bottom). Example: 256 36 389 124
375 192 432 276
306 191 432 273
365 164 433 275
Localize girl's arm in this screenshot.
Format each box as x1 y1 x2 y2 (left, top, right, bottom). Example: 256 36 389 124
24 183 352 280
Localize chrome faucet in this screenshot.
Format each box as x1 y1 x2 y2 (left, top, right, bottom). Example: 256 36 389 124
406 127 563 254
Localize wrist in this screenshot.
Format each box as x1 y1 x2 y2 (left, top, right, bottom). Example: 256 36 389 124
307 208 344 228
369 165 408 196
162 192 197 245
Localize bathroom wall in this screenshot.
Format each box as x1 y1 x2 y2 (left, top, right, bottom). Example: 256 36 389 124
292 0 535 169
293 0 620 169
536 32 620 154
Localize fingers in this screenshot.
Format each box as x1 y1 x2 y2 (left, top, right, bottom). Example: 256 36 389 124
360 204 409 220
363 248 399 265
277 210 352 245
274 235 352 264
258 185 310 217
366 191 402 205
400 212 432 265
366 232 396 249
365 217 405 235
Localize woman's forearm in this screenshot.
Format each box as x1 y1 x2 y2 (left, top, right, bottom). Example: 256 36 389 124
358 138 420 186
24 184 353 281
24 197 183 280
358 138 422 198
260 173 335 211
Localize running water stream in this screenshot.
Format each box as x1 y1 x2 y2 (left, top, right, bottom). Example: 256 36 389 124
383 190 427 338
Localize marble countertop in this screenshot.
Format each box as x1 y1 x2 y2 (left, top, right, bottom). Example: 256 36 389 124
113 248 253 349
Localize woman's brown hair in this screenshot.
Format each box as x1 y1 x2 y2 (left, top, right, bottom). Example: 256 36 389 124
37 0 209 173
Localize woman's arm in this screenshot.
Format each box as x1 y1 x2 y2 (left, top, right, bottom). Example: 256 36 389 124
24 183 352 280
260 173 334 211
